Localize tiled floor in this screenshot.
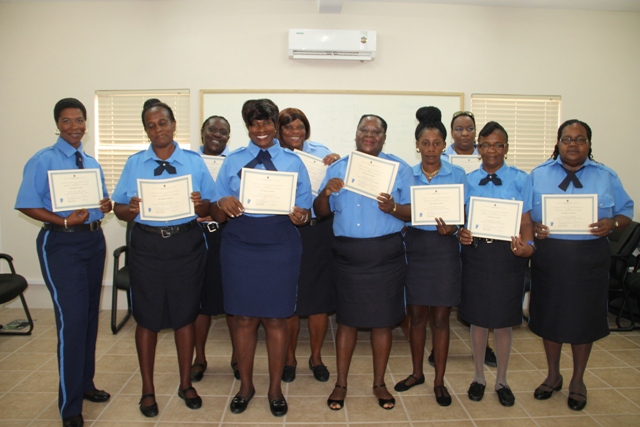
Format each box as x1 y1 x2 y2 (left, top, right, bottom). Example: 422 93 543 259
1 307 639 426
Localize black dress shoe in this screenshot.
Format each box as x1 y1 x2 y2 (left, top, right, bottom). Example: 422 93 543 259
467 381 486 401
568 392 587 411
484 347 497 368
190 362 207 382
83 389 111 403
373 384 395 410
139 394 159 418
229 388 255 414
394 374 425 392
308 357 330 382
327 384 347 411
282 363 296 382
178 386 202 409
269 398 288 417
534 376 563 400
62 414 83 427
434 385 452 407
496 385 515 407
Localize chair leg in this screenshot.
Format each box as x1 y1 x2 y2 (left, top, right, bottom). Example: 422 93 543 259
610 287 636 332
111 286 132 335
0 293 34 335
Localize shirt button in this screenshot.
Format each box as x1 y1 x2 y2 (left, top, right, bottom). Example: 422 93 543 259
357 223 361 227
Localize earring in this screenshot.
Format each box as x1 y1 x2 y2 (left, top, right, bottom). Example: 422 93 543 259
478 155 482 160
84 130 88 135
415 147 420 153
442 148 446 153
504 154 508 160
55 129 60 135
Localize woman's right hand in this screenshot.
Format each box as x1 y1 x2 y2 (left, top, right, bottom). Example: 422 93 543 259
533 222 549 240
128 196 142 215
216 196 244 218
67 209 90 226
320 178 344 197
458 227 473 245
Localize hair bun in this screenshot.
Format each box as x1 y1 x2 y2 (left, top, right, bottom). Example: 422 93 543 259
416 106 442 123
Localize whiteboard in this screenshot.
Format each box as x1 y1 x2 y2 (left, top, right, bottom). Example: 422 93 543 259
201 90 464 166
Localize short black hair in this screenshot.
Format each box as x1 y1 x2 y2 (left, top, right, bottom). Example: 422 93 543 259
357 114 387 133
201 115 230 133
450 111 475 129
415 106 447 141
478 121 509 143
54 98 86 122
141 98 176 128
241 99 279 128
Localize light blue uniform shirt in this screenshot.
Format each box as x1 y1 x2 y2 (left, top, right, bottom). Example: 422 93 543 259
112 141 216 226
523 157 634 240
466 163 530 218
321 152 412 238
442 144 478 162
199 145 230 157
296 140 333 219
214 139 313 217
15 137 108 223
409 161 469 231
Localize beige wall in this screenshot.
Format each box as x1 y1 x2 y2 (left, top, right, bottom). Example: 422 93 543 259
1 0 638 308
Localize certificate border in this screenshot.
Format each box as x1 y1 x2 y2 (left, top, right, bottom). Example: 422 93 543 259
410 184 464 226
542 194 598 235
468 196 523 241
239 168 298 215
343 151 399 201
137 175 194 221
294 149 326 197
448 154 481 174
48 169 102 212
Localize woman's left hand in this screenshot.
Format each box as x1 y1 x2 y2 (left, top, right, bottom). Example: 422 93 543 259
99 197 112 214
435 218 458 236
322 153 341 166
377 193 396 214
589 218 617 237
511 235 534 258
289 206 310 226
191 191 203 208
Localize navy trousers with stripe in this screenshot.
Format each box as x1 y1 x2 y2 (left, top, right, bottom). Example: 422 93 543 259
36 228 106 419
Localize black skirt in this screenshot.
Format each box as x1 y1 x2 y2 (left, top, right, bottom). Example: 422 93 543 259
199 222 226 316
332 233 406 328
405 227 461 307
129 222 206 332
529 237 610 344
295 216 336 316
459 239 528 329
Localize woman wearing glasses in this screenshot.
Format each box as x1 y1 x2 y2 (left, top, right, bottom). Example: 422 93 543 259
393 107 467 406
442 111 478 160
457 121 534 407
524 119 633 411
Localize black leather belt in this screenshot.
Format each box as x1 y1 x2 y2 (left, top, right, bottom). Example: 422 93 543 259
200 221 226 233
136 220 197 238
43 221 101 232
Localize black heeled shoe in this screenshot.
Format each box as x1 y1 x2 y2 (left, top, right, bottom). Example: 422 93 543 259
269 397 288 417
178 386 202 409
327 384 347 411
139 394 159 418
229 388 255 414
534 376 563 400
308 357 330 382
373 384 395 410
190 362 207 382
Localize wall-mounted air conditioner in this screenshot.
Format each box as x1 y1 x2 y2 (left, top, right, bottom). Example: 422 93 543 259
288 29 377 61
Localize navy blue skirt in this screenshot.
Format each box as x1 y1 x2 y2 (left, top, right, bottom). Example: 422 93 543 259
221 215 302 318
199 222 226 316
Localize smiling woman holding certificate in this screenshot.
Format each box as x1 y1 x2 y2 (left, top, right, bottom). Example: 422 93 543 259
112 99 215 417
457 121 533 408
524 119 633 411
314 114 412 411
211 99 312 417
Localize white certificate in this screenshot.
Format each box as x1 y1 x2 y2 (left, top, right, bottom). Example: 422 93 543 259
449 154 481 174
468 196 523 241
137 175 194 221
294 149 328 196
48 169 103 212
542 194 598 234
411 184 465 226
200 154 225 181
343 151 399 200
239 169 298 215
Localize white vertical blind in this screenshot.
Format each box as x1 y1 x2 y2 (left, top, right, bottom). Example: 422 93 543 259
471 94 561 173
95 90 190 193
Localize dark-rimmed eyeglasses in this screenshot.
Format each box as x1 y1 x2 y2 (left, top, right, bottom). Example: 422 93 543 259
559 136 589 145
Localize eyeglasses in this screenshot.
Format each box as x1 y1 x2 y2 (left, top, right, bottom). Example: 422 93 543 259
559 136 589 145
452 110 474 119
478 142 507 150
453 126 476 133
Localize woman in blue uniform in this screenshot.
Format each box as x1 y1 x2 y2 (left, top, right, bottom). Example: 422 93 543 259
112 100 215 417
442 111 478 160
457 121 534 407
211 99 312 417
277 107 340 383
315 114 412 411
393 107 468 407
525 119 633 411
15 98 112 427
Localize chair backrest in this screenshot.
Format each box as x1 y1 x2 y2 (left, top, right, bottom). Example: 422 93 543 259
610 221 640 258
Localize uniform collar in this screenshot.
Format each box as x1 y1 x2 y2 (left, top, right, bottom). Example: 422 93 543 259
55 136 84 158
143 141 185 165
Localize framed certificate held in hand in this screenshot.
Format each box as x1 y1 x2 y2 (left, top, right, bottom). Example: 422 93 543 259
343 151 399 200
542 194 598 234
137 175 194 221
410 184 464 226
239 168 298 215
468 196 523 241
48 169 103 212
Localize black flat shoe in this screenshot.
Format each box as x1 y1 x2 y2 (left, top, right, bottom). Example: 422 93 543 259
62 414 83 427
327 384 347 411
434 385 452 407
178 386 202 409
190 362 207 382
269 398 288 417
568 391 587 411
229 388 255 414
484 347 497 368
230 361 240 380
496 384 515 407
394 374 425 392
534 376 563 400
373 384 395 410
139 394 159 418
83 389 111 403
467 381 486 401
282 363 297 383
308 357 330 382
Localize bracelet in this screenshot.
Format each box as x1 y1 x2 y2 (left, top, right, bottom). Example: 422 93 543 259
216 198 223 209
392 203 397 213
64 218 68 229
527 240 536 252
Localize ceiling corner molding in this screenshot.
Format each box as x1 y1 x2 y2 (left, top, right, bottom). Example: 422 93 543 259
318 0 344 14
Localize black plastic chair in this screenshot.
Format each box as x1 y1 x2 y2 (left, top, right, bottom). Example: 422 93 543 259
0 253 34 335
111 222 133 334
608 221 640 331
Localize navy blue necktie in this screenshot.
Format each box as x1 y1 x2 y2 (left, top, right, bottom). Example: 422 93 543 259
75 151 84 169
154 160 177 176
237 150 277 177
479 173 502 186
558 165 584 191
